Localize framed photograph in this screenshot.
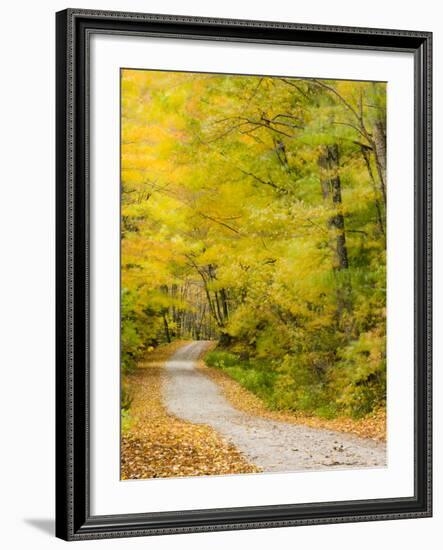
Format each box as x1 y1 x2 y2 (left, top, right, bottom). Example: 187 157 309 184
55 8 432 541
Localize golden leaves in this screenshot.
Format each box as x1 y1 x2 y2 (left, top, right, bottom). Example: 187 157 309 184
121 342 260 480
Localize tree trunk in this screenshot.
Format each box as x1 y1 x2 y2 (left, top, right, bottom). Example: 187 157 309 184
372 118 387 206
162 313 171 343
214 291 224 327
218 332 232 348
220 288 229 320
319 144 352 325
318 144 349 271
360 145 385 237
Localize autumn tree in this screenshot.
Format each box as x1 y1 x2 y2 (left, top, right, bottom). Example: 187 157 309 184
121 69 387 418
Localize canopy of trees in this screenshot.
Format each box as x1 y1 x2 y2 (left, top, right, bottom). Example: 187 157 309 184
121 69 387 418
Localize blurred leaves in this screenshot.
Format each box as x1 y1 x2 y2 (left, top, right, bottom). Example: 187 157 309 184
121 69 387 422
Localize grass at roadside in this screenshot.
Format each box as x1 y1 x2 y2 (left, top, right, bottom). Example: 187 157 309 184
121 341 260 479
201 350 386 442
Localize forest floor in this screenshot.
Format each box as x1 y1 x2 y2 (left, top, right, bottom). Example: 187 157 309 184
121 341 259 479
122 340 386 479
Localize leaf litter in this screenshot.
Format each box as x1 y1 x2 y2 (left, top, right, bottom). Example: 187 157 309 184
121 342 260 480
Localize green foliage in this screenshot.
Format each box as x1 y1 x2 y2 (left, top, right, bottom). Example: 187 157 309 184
205 351 239 369
332 329 387 417
121 289 162 374
206 345 384 419
121 409 134 434
121 380 133 412
206 351 277 404
121 379 135 433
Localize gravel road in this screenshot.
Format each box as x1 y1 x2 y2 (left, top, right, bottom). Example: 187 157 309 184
163 341 387 472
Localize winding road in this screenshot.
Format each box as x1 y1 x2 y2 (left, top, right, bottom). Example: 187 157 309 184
163 341 386 472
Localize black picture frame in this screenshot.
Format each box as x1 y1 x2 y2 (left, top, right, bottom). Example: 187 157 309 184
55 8 432 541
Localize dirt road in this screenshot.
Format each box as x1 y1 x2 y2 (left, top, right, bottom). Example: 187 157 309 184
163 341 386 473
